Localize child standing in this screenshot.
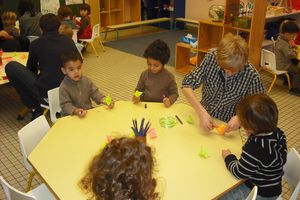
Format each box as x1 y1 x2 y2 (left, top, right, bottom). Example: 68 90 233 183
274 20 300 96
59 51 114 118
221 94 287 200
77 3 92 39
132 39 178 107
1 11 20 38
81 137 159 200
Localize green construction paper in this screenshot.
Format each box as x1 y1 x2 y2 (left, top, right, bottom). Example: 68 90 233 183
198 146 209 159
159 116 177 128
104 95 112 106
134 90 143 97
186 115 195 125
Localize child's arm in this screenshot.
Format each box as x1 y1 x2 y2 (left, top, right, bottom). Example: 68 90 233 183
279 41 298 59
78 16 89 31
133 72 146 103
59 86 79 116
164 77 179 107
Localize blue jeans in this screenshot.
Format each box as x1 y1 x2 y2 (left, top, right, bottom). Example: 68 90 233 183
219 183 279 200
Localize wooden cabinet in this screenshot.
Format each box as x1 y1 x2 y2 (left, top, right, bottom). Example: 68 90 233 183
89 0 141 31
175 0 267 74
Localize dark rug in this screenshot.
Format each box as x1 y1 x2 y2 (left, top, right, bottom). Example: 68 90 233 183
105 30 195 67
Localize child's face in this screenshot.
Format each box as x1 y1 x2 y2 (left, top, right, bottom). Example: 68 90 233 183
80 9 88 17
147 58 163 74
284 32 297 41
61 60 83 81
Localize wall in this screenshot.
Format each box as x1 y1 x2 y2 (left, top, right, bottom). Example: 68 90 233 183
185 0 225 20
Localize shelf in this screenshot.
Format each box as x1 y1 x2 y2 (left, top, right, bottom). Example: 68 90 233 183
176 42 198 51
198 47 214 53
110 9 122 13
266 10 300 20
223 25 251 32
100 11 109 14
199 19 224 27
175 65 195 74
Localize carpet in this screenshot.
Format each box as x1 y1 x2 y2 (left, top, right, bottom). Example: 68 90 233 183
104 30 194 67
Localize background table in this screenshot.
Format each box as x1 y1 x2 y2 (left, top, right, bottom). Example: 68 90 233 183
28 101 243 200
0 52 28 85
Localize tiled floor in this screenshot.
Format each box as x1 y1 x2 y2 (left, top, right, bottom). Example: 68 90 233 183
0 30 299 199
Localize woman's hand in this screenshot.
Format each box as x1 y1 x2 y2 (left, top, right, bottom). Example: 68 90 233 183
224 115 240 133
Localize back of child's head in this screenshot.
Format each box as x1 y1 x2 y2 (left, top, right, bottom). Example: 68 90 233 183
79 3 91 15
58 5 73 20
18 0 36 17
217 33 249 71
144 39 170 65
61 51 83 67
280 20 299 34
237 94 278 134
59 24 73 38
1 11 17 27
81 137 158 200
39 13 61 33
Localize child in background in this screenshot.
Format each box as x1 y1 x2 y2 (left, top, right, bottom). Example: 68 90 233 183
59 51 114 118
132 39 178 107
1 11 20 38
81 137 159 200
274 20 300 96
57 5 76 29
221 94 287 200
77 3 92 39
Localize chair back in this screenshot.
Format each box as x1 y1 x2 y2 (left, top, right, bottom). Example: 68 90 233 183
18 116 50 171
283 148 300 200
245 186 257 200
48 87 61 123
0 176 36 200
91 24 100 40
261 49 277 72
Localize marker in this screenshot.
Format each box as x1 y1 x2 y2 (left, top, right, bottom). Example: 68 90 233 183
175 115 183 125
144 104 147 108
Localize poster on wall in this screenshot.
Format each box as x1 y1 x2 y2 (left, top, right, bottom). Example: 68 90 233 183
40 0 60 14
66 0 83 5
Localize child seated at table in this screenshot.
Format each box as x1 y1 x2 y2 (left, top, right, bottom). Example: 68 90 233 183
221 94 287 200
274 20 300 96
58 5 76 29
81 137 159 200
132 39 178 107
1 11 20 38
59 51 114 118
76 3 92 39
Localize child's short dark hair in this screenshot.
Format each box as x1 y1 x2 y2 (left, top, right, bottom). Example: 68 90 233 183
280 20 299 34
39 13 61 33
144 39 170 65
79 3 91 15
237 94 278 134
58 5 73 20
61 51 83 67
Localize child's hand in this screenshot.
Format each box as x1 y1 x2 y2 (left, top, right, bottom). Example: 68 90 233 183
132 96 140 104
222 149 231 159
163 97 171 107
107 100 114 109
73 108 87 118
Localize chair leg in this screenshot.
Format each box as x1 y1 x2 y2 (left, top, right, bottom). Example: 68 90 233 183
43 108 49 116
98 38 106 52
90 42 99 57
26 171 36 192
268 74 277 93
285 73 291 89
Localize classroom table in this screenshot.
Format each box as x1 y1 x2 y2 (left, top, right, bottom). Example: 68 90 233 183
0 52 28 85
28 101 243 200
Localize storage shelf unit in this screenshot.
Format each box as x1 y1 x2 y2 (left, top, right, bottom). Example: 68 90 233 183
175 0 267 74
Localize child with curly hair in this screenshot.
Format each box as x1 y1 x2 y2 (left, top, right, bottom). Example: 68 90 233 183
1 11 20 38
81 137 159 200
132 39 178 107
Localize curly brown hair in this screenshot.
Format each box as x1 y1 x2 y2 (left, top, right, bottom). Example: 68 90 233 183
81 137 159 200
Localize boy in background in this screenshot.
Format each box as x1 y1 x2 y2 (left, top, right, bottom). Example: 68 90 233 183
221 94 287 200
274 20 300 96
59 51 114 118
132 39 178 107
1 11 19 38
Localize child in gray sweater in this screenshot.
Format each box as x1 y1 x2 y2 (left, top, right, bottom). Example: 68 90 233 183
59 52 114 117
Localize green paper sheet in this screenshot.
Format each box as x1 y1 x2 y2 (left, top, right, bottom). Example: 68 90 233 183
134 90 143 97
104 95 112 106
